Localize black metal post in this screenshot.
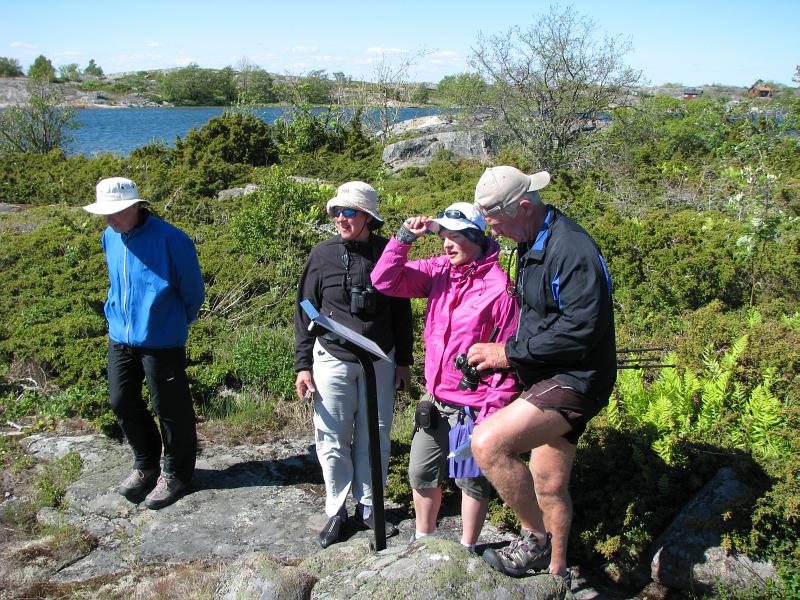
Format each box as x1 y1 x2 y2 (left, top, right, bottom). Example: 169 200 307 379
348 344 387 551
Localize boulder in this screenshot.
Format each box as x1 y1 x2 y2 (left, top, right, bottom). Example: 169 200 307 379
215 552 318 600
382 130 492 172
650 467 778 595
210 538 577 599
216 183 260 200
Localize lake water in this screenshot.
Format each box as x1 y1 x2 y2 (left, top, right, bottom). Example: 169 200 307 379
68 106 440 157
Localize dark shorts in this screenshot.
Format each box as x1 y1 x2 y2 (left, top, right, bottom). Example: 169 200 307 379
522 379 603 444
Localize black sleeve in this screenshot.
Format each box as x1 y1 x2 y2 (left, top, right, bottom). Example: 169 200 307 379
294 249 321 372
390 295 414 367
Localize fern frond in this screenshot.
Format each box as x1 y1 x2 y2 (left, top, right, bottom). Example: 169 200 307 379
744 367 788 459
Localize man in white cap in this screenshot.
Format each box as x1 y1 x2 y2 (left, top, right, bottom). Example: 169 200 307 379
84 177 205 510
294 181 413 548
466 166 616 583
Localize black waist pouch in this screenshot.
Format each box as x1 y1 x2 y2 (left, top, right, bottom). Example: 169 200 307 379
414 399 439 430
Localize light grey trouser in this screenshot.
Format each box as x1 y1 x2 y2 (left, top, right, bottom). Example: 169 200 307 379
312 339 396 517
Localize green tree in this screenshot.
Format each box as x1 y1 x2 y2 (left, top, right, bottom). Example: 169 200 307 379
157 64 237 105
28 54 56 82
0 57 23 77
84 59 104 78
58 63 81 81
410 84 430 104
175 111 278 167
468 5 641 170
436 72 486 108
0 79 78 154
236 59 277 105
282 70 333 105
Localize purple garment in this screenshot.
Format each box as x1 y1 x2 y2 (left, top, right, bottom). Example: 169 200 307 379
448 408 481 478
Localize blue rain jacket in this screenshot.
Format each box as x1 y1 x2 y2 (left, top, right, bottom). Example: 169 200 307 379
101 214 204 348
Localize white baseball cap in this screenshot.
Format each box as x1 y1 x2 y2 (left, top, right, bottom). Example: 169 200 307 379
83 177 148 215
429 202 485 233
474 166 550 214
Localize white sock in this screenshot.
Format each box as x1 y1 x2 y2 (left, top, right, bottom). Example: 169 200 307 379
359 503 372 519
461 541 476 550
415 529 434 539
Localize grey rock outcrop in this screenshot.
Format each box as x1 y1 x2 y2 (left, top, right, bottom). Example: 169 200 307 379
21 432 331 583
650 467 778 595
216 552 318 600
219 537 573 600
382 115 494 172
216 183 260 200
382 130 493 172
15 432 536 598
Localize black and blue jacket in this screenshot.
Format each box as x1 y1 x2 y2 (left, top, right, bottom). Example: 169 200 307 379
505 206 617 401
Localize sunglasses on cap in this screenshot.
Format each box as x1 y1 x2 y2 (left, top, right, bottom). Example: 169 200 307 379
436 209 471 220
332 207 359 218
479 201 514 218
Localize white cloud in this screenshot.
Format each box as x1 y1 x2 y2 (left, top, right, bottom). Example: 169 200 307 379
366 47 407 54
311 55 344 63
10 42 37 49
146 42 160 48
286 46 318 54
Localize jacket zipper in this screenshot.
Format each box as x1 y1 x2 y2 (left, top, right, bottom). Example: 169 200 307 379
123 236 129 344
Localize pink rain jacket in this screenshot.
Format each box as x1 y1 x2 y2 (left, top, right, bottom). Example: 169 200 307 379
371 236 520 422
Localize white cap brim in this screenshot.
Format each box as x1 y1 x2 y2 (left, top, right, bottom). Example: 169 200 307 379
82 198 147 215
430 216 480 232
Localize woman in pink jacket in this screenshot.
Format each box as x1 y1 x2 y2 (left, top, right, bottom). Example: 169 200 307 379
371 202 520 550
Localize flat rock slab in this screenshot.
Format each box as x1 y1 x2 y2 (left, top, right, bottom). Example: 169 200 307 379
20 433 523 588
23 433 332 583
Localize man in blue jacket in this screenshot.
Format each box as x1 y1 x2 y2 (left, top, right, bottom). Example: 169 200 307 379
84 177 205 510
467 166 616 584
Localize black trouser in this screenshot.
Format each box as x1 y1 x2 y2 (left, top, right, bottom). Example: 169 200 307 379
107 342 196 483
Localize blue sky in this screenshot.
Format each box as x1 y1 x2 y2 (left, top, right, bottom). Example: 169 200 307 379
4 0 798 86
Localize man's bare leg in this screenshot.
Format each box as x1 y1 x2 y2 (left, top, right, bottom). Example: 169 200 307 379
472 397 573 573
530 439 576 574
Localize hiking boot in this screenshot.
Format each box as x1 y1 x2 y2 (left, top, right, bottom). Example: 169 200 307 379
482 530 552 577
355 504 399 538
117 468 159 501
143 472 188 510
319 513 345 549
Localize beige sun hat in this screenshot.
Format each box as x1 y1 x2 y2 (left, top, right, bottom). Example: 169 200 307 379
474 166 550 214
325 181 384 223
83 177 148 215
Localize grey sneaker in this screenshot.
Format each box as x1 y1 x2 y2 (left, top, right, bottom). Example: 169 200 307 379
143 472 188 510
482 530 552 577
117 468 159 501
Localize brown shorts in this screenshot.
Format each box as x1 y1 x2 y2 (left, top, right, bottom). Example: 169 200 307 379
522 379 603 444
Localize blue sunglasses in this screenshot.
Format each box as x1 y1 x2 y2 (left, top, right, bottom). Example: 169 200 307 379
332 207 359 218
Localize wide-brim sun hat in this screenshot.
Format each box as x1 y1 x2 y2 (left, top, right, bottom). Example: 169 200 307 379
474 166 550 212
325 181 384 223
430 201 485 233
83 177 148 215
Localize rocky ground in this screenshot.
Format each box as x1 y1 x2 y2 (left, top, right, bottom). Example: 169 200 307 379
0 428 610 599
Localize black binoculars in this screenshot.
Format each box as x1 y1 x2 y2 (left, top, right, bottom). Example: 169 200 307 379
350 283 377 316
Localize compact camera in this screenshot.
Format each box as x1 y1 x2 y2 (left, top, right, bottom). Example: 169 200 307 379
350 283 377 316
